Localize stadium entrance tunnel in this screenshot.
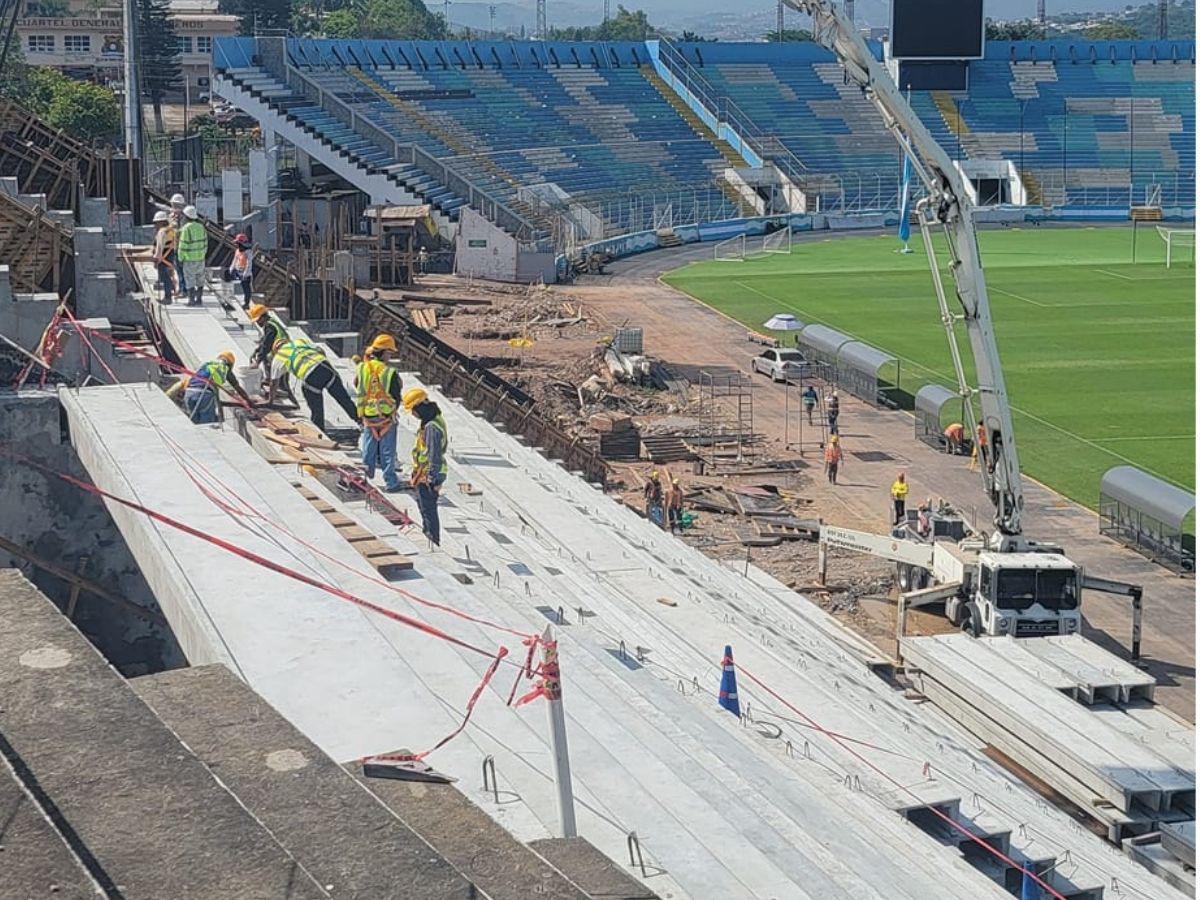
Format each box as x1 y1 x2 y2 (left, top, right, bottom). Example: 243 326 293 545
915 384 972 452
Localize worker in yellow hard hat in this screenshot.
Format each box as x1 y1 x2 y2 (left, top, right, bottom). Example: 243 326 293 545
248 302 288 380
267 337 359 435
356 333 404 492
824 433 843 484
166 350 253 424
404 386 448 545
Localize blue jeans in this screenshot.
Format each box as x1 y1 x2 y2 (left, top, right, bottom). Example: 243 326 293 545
360 421 401 490
183 387 218 424
417 481 442 545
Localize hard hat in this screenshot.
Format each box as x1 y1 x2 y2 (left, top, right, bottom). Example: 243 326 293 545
402 387 428 412
217 350 235 365
369 333 397 353
248 303 268 320
170 193 185 206
183 205 199 219
152 210 168 223
650 470 658 478
234 232 249 246
671 478 679 485
830 435 839 443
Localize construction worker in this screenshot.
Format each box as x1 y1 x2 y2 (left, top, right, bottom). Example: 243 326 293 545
151 211 175 304
824 434 843 484
891 471 909 526
667 477 684 533
976 419 990 471
177 205 208 307
356 333 404 493
643 470 663 525
166 350 253 424
827 390 840 434
268 338 359 435
943 421 965 455
248 303 289 377
802 384 818 425
227 233 254 309
167 193 188 293
404 387 448 545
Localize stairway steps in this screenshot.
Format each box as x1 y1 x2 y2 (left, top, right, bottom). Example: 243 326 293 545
0 569 326 899
133 664 480 899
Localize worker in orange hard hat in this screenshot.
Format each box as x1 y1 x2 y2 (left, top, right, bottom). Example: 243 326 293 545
356 333 404 492
248 302 288 382
226 232 255 309
166 350 253 424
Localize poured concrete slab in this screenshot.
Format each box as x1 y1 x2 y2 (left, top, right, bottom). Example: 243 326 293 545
0 569 326 899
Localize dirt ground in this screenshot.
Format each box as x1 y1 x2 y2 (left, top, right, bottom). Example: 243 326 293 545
398 272 958 658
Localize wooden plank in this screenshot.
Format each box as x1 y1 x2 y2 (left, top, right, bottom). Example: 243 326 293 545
323 512 357 529
334 524 376 543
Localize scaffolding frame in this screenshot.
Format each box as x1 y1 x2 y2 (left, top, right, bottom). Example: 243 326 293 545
697 370 755 470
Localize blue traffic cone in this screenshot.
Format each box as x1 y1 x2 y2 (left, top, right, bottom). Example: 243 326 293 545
718 645 740 717
1021 868 1042 900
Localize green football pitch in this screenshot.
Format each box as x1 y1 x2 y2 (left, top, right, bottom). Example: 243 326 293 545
663 225 1195 511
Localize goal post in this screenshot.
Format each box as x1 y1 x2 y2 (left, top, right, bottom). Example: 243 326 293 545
761 225 792 255
714 234 746 262
1157 225 1195 268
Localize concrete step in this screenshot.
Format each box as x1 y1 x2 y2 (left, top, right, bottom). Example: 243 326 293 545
0 762 99 899
0 569 327 899
132 664 481 900
529 837 659 899
349 765 595 900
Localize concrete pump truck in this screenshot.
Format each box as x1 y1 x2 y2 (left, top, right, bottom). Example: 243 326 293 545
784 0 1145 652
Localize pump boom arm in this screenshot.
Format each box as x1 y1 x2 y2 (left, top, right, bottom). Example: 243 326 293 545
784 0 1024 536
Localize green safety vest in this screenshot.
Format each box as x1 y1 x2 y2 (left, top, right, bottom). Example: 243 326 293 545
356 358 397 418
177 220 208 262
274 340 325 381
412 414 448 479
188 359 229 393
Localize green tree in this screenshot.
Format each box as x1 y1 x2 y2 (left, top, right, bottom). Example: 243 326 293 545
1083 22 1140 40
220 0 293 35
139 0 182 133
318 0 447 39
678 30 715 42
548 6 654 41
322 7 358 37
43 72 121 142
768 28 813 42
0 44 32 100
985 20 1045 40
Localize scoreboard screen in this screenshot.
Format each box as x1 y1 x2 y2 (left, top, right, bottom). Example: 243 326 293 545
890 0 984 60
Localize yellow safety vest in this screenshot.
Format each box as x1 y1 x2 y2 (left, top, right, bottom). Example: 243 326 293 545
356 358 397 418
177 220 208 262
891 480 909 501
274 340 325 381
412 415 449 479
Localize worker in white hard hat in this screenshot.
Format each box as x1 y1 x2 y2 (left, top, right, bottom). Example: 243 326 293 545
403 386 448 544
356 333 404 492
176 205 207 306
166 193 188 292
151 211 176 304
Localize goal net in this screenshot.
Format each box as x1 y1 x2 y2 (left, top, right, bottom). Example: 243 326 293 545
714 234 746 262
761 225 792 255
1157 225 1195 268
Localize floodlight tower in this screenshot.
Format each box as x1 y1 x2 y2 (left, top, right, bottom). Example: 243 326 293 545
1158 0 1169 39
488 3 496 34
122 0 141 159
603 0 610 23
536 0 546 38
443 0 450 29
777 0 784 40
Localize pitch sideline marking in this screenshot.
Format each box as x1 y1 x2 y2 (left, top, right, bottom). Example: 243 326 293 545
733 282 1190 489
990 287 1050 308
1094 268 1135 281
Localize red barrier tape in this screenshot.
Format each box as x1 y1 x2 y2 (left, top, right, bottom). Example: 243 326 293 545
734 662 1068 900
3 448 506 663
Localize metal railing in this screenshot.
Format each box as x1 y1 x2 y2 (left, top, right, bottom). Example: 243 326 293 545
656 39 809 188
278 65 553 247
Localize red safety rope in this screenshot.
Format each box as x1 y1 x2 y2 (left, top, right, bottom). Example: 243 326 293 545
733 662 1068 900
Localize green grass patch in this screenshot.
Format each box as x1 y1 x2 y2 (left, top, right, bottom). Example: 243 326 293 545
663 225 1195 509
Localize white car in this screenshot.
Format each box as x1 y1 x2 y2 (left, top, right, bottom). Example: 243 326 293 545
751 347 807 382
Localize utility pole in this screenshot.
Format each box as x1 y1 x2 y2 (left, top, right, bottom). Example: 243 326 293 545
1036 0 1046 38
443 0 450 30
603 0 609 23
1157 0 1169 39
122 0 141 159
540 626 577 838
488 3 496 35
777 0 784 41
536 0 546 39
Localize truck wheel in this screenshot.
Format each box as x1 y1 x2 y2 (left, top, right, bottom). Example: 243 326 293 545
913 568 930 590
960 606 981 638
897 564 912 592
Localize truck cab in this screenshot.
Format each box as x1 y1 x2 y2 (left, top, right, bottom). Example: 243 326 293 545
971 551 1082 637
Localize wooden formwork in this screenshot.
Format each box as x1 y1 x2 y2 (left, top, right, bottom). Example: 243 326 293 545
0 190 72 293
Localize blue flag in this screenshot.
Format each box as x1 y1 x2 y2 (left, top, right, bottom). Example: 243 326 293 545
898 151 912 245
718 645 740 717
1021 868 1042 900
